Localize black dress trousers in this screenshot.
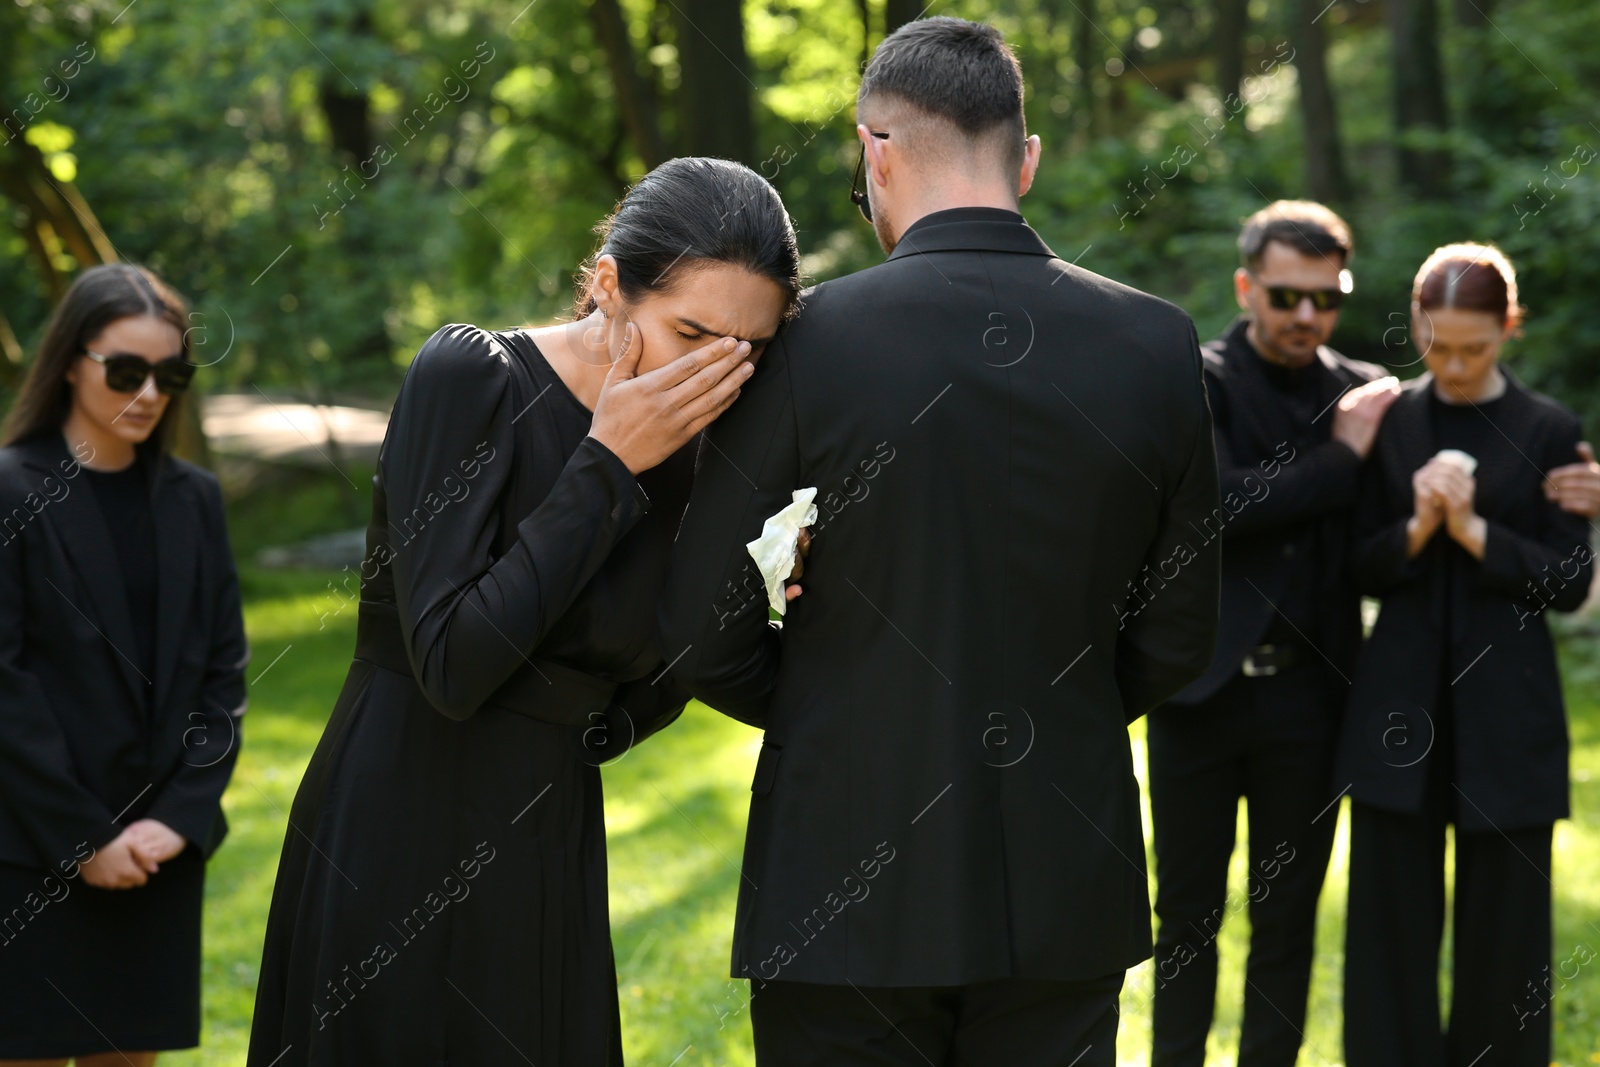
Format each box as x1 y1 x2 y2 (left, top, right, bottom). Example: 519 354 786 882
1146 659 1342 1067
749 973 1123 1067
1343 686 1554 1067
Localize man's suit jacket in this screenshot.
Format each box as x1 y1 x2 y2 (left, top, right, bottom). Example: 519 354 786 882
1168 317 1384 704
659 206 1220 986
1335 371 1591 829
0 432 249 871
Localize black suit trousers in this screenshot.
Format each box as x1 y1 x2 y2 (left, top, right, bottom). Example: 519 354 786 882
749 973 1123 1067
1146 661 1343 1067
1343 695 1553 1067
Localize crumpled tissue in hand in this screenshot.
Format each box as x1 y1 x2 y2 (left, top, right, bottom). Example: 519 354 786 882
745 487 818 617
1434 448 1478 476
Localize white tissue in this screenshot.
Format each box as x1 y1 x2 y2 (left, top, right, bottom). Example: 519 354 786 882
746 487 818 616
1435 449 1478 476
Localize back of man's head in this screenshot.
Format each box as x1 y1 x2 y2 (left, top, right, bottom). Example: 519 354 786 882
858 17 1026 182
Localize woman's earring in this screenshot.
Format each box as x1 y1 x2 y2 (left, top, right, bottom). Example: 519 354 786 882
581 306 608 349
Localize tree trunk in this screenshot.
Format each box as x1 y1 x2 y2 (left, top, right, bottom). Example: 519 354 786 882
1075 0 1098 138
1290 0 1350 202
314 3 393 367
884 0 919 40
591 0 670 168
1454 0 1491 28
672 0 755 163
0 308 23 390
0 130 119 277
316 6 376 167
1215 0 1249 107
1389 0 1451 196
858 0 872 68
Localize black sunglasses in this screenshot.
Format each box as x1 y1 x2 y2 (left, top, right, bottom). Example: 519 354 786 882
1262 285 1345 312
83 348 197 395
849 130 891 223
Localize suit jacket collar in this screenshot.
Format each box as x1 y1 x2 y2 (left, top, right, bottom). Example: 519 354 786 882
1216 316 1355 448
885 206 1058 263
17 430 197 711
1218 315 1352 385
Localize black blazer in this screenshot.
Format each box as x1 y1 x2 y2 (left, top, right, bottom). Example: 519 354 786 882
1334 371 1592 829
660 207 1220 986
1170 318 1384 703
0 432 249 870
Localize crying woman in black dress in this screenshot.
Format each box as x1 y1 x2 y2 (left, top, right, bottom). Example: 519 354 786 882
247 158 800 1066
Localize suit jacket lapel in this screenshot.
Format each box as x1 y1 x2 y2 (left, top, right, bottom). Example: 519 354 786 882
1219 324 1338 454
1312 347 1358 425
150 460 196 711
22 435 148 703
1391 375 1438 480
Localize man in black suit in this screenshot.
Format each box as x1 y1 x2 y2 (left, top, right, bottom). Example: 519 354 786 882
1143 201 1394 1067
660 17 1219 1066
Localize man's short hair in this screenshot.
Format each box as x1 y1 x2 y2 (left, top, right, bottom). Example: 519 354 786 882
858 17 1026 177
1238 200 1353 271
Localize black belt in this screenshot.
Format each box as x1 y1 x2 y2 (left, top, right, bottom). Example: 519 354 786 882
354 599 618 727
1241 642 1297 677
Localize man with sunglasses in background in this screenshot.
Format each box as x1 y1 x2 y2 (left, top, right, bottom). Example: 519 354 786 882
1145 200 1600 1067
1144 200 1386 1067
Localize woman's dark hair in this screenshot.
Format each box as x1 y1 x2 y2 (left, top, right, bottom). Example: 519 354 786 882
1413 241 1523 328
573 157 801 322
2 263 191 456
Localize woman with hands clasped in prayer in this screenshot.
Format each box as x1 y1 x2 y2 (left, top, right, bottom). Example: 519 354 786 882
1335 243 1595 1067
248 157 800 1067
0 264 247 1067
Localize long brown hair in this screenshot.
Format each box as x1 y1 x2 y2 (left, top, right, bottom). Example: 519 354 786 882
2 263 192 458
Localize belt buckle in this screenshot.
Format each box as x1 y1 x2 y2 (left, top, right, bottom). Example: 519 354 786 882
1242 644 1279 677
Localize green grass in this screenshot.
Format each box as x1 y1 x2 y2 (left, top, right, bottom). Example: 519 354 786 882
163 566 1600 1065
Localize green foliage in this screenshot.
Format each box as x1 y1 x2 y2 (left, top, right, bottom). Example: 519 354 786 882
3 0 1599 417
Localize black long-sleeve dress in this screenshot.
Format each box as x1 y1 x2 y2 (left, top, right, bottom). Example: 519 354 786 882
247 324 693 1067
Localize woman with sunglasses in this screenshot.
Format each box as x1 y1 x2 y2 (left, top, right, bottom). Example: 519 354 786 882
246 157 800 1066
0 263 247 1067
1336 243 1592 1066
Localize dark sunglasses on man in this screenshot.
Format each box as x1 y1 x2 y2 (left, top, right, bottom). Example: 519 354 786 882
1258 268 1354 312
849 129 892 223
83 348 197 395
